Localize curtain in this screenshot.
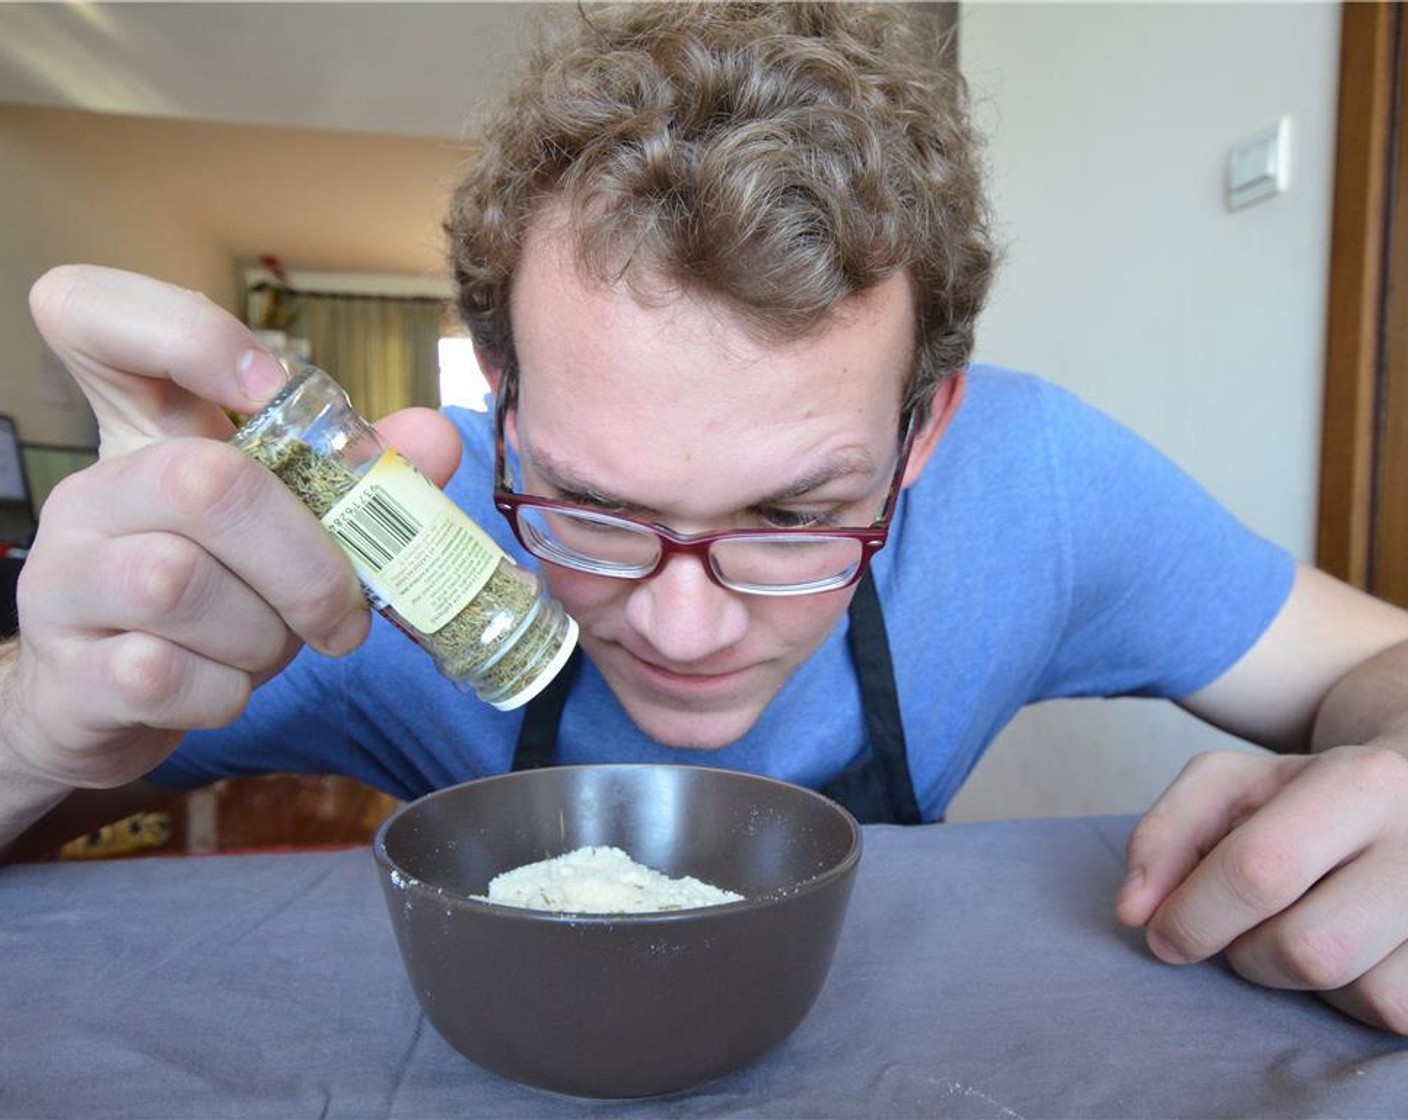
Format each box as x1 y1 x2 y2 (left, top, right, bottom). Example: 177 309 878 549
291 294 447 418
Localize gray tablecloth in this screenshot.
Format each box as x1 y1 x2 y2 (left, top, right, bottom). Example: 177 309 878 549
2 815 1405 1119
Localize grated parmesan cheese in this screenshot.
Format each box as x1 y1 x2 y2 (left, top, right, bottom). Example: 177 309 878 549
479 845 744 913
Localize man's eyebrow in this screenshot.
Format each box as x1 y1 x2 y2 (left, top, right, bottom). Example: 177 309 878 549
765 452 879 501
524 443 879 515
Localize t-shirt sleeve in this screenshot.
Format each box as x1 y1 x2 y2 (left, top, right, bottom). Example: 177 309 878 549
1030 380 1296 702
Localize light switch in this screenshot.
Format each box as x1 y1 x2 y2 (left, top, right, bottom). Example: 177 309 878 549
1227 118 1290 210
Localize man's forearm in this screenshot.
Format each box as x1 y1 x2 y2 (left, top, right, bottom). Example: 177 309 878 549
1310 637 1408 755
0 766 71 861
0 638 73 856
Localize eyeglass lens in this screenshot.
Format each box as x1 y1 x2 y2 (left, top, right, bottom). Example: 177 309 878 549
515 505 865 591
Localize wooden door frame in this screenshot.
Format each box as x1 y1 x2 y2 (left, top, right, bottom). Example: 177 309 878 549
1317 1 1407 597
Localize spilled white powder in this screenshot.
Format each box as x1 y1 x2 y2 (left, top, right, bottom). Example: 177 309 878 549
479 845 743 913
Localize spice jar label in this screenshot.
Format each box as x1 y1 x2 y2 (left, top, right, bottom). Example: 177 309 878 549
321 451 506 635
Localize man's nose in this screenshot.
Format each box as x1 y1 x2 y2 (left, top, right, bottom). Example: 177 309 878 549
622 552 750 664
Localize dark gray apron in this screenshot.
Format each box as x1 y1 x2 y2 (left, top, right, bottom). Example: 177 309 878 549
511 570 923 825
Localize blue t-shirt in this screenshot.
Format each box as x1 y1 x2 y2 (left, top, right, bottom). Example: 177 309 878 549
150 367 1295 821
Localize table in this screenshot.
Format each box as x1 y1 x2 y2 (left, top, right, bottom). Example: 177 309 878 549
2 816 1405 1118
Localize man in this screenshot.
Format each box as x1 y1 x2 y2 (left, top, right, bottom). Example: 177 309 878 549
4 2 1408 1034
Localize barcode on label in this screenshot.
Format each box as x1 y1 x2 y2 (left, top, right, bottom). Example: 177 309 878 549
330 484 423 572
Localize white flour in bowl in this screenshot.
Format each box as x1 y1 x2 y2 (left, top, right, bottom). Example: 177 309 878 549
479 845 744 913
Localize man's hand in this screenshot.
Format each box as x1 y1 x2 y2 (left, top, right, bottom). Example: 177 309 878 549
1 265 460 850
1118 563 1408 1032
1116 746 1408 1034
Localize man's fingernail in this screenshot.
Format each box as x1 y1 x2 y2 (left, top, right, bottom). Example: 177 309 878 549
237 348 286 403
322 606 369 656
1147 929 1189 965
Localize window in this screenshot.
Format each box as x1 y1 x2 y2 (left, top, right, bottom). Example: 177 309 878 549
438 336 490 410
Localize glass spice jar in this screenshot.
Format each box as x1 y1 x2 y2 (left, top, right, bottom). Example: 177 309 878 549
230 360 578 711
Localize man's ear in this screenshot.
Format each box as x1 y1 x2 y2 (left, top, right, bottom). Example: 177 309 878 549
475 345 518 447
474 344 506 397
901 371 966 488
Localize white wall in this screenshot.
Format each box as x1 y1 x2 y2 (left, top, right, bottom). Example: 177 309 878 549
947 2 1340 821
0 103 466 450
0 107 238 446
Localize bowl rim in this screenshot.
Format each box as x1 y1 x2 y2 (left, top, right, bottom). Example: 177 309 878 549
371 762 863 925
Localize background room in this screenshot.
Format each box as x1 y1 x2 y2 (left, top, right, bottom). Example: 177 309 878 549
0 2 1394 851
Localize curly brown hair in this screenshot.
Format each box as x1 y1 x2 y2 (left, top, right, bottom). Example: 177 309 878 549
446 1 996 422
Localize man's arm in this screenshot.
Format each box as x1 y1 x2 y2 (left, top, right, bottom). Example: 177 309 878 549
0 638 70 855
1116 562 1408 1032
0 633 181 862
1175 562 1408 754
1309 632 1408 754
0 266 462 860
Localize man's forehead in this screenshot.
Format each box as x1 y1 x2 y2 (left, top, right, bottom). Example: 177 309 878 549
510 382 896 526
524 422 882 491
507 215 917 487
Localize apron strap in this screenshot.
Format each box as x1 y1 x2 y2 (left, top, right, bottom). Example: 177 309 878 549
818 569 923 825
511 646 582 771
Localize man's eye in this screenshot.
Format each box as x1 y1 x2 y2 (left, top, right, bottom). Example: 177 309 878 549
758 507 838 530
555 489 626 516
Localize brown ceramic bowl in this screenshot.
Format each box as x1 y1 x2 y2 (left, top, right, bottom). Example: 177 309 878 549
372 763 861 1099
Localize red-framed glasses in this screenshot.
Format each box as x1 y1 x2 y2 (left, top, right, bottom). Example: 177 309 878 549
492 380 915 597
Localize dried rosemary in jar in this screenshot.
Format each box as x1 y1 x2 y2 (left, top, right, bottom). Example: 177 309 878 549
231 360 577 710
